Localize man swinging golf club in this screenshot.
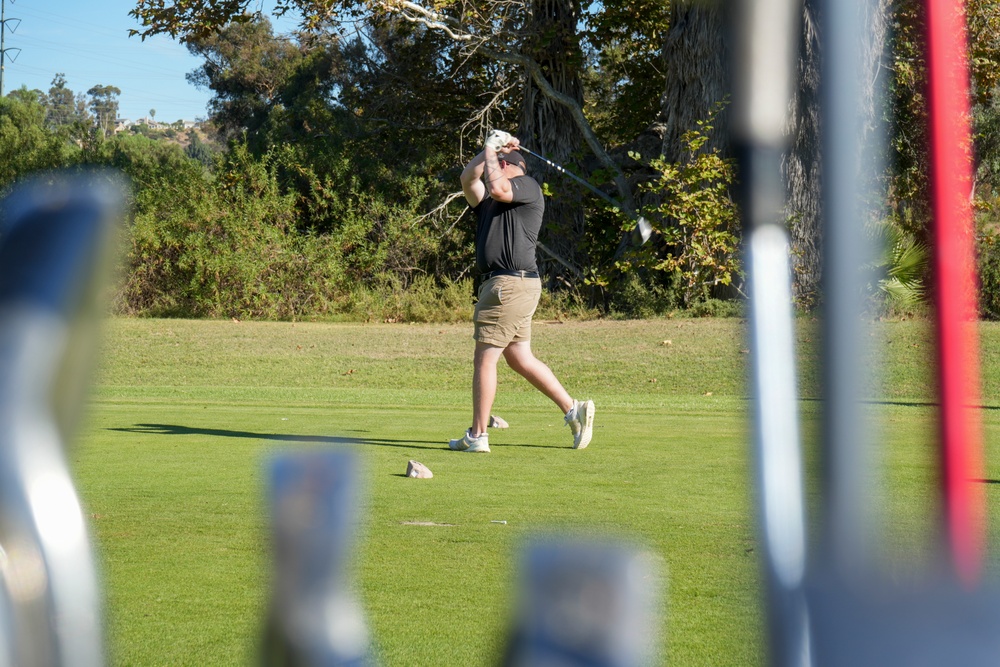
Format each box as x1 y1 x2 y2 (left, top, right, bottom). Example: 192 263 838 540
449 129 594 453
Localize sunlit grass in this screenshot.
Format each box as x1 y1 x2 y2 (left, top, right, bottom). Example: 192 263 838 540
72 317 1000 665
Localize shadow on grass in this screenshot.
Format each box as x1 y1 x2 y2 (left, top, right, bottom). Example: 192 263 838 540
110 424 445 451
870 400 1000 411
804 397 1000 411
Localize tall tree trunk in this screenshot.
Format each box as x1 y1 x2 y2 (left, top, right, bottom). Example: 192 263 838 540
783 0 891 307
638 2 729 250
784 0 823 307
518 0 586 285
659 2 730 163
651 1 892 307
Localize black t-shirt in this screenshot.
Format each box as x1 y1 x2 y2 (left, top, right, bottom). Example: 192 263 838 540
473 175 545 274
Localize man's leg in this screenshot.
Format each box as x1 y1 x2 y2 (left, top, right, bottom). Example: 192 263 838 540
505 340 595 448
473 342 505 435
503 341 574 414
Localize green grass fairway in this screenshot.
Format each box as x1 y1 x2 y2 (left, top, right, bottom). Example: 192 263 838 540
73 317 1000 665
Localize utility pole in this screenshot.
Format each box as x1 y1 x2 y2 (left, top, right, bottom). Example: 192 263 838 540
1 0 22 97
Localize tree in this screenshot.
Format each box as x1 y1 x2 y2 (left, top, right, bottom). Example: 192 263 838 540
891 0 1000 233
645 0 890 306
41 73 92 144
580 0 671 146
87 84 121 138
130 0 641 283
657 2 729 163
515 0 588 278
46 74 77 128
184 19 311 145
0 89 81 187
782 0 1000 307
185 130 215 166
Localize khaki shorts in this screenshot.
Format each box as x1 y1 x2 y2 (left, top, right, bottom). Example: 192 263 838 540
473 275 543 347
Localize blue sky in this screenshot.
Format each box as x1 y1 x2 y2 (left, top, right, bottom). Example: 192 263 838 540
2 0 296 122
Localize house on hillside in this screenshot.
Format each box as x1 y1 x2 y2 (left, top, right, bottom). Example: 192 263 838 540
136 116 163 130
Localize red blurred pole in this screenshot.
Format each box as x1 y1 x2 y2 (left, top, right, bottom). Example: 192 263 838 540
924 0 985 586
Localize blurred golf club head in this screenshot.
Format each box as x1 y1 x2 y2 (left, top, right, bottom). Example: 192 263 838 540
0 171 125 667
502 537 663 667
263 449 373 666
633 217 652 247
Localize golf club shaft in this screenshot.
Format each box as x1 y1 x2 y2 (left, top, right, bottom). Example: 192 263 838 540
517 146 652 256
518 146 634 217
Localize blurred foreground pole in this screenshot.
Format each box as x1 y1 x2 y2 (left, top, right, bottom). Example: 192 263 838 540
0 173 123 666
729 0 809 664
925 0 985 586
263 450 374 666
739 0 1000 662
502 539 661 667
819 0 878 578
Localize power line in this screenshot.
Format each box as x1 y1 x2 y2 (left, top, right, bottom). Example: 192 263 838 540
11 33 196 78
14 5 135 40
1 0 23 96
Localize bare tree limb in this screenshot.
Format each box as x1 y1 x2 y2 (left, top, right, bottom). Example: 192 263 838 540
459 81 517 156
390 3 474 42
415 191 467 232
536 240 583 279
377 0 636 214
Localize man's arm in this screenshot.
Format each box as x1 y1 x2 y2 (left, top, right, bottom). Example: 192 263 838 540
482 146 514 203
460 152 488 207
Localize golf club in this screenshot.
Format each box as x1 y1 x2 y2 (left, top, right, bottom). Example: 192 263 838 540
0 172 123 667
502 539 662 666
515 146 653 246
263 449 373 665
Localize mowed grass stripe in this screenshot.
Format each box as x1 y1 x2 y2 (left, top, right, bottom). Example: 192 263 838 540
95 319 750 397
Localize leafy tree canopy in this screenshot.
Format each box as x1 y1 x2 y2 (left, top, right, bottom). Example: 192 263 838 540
0 90 82 186
580 0 670 144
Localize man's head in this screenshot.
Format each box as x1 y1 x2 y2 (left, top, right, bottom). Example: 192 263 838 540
500 150 527 174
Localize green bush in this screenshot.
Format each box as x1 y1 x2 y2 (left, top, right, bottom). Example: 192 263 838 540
977 198 1000 320
688 298 745 318
862 217 929 316
535 287 603 321
612 110 743 310
108 142 300 318
4 92 764 322
108 141 470 321
338 276 473 323
607 272 681 319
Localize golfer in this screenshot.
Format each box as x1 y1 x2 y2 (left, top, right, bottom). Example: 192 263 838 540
449 130 594 454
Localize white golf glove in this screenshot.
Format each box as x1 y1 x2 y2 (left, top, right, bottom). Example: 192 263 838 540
485 129 512 152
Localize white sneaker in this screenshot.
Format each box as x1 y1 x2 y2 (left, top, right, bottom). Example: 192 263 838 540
564 399 595 449
449 430 490 453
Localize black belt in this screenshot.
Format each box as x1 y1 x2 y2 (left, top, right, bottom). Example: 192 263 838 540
480 269 539 281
